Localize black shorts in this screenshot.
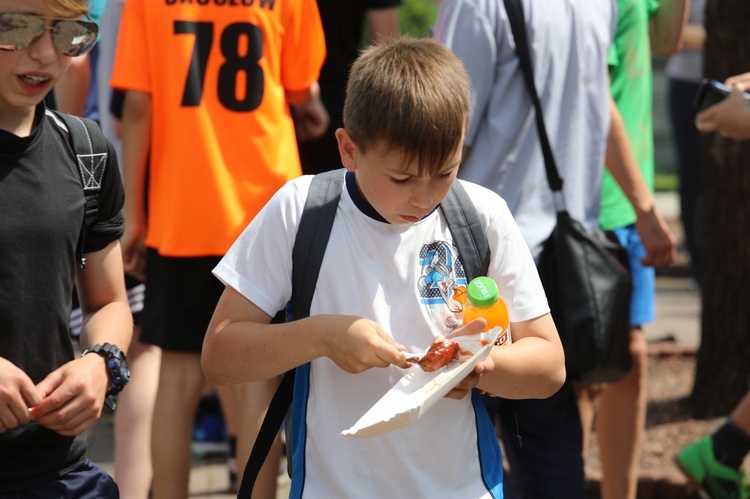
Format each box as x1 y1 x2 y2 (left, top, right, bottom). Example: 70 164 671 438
140 249 225 353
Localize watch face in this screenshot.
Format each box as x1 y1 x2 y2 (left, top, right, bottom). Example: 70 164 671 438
118 364 131 384
106 357 130 392
86 343 130 399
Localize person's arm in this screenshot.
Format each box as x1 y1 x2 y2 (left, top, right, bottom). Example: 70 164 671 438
54 54 90 116
696 87 750 142
30 240 133 436
119 90 152 280
202 286 412 385
649 0 689 57
366 6 400 44
289 82 330 142
461 314 565 400
605 97 676 268
676 23 705 52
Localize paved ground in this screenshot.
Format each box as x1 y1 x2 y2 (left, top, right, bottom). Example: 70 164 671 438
85 192 700 497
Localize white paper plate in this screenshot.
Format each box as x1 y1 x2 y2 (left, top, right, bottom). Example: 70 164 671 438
341 327 503 438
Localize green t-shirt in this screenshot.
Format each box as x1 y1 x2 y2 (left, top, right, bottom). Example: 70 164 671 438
600 0 660 231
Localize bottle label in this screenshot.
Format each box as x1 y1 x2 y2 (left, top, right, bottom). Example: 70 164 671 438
491 325 512 346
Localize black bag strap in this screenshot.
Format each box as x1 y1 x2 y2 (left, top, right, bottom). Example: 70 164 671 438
238 169 345 498
503 0 563 195
50 110 109 268
238 171 489 498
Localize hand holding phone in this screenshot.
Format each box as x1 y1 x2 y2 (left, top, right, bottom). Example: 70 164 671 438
694 78 750 142
694 78 750 113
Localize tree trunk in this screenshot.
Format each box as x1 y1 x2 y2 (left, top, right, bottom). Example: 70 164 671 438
690 0 750 418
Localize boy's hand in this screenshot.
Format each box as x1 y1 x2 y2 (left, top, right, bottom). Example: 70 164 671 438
447 317 488 338
323 316 412 373
442 318 491 400
292 95 329 142
121 216 147 281
0 357 43 433
635 207 676 268
29 354 109 437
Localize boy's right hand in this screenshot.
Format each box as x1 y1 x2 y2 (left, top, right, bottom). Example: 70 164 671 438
322 316 412 373
0 357 43 433
121 212 147 281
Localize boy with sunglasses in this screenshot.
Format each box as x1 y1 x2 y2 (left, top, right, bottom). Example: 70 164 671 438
0 0 132 495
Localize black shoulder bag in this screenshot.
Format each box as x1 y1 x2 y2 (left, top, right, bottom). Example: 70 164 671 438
504 0 632 383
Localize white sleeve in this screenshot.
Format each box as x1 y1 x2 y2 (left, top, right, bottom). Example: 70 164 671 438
213 178 311 317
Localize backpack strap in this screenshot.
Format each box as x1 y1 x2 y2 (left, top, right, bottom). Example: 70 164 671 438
49 110 109 269
238 169 345 498
238 173 490 497
441 180 491 280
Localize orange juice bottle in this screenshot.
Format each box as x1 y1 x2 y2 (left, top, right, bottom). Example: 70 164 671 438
463 277 510 345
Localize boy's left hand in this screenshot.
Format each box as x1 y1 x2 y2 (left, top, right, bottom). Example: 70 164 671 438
443 318 493 400
29 354 109 436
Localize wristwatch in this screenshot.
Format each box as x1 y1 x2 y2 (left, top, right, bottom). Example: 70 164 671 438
82 342 130 410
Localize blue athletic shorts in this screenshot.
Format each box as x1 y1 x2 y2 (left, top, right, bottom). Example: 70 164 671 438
612 225 655 327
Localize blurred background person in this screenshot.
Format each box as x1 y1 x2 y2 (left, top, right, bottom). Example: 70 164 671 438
110 0 327 497
666 0 706 287
297 0 401 175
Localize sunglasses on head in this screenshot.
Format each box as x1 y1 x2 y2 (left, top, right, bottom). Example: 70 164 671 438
0 12 98 57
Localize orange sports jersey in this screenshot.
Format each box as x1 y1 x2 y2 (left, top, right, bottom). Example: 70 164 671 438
110 0 325 257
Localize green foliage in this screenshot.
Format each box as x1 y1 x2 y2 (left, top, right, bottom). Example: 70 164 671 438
654 172 679 192
399 0 438 38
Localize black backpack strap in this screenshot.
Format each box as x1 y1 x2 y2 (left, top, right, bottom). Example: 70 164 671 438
290 169 345 319
50 110 109 268
442 180 491 280
238 169 345 498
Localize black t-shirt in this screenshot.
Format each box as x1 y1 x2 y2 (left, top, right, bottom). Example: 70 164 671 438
0 104 124 492
299 0 402 174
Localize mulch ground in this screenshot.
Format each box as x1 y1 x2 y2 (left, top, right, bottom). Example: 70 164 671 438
584 346 749 498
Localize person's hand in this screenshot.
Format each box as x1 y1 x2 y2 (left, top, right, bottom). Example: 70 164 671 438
121 211 147 281
725 72 750 92
322 316 411 373
635 207 677 268
29 354 110 437
444 318 492 400
696 87 750 142
292 95 330 142
0 357 43 433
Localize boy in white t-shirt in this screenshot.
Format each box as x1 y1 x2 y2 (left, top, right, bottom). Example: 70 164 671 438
202 36 565 498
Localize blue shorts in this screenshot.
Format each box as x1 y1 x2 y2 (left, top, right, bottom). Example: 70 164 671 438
612 225 655 327
0 460 119 498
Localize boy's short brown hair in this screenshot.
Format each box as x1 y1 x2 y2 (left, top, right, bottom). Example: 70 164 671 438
343 36 472 177
44 0 89 18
